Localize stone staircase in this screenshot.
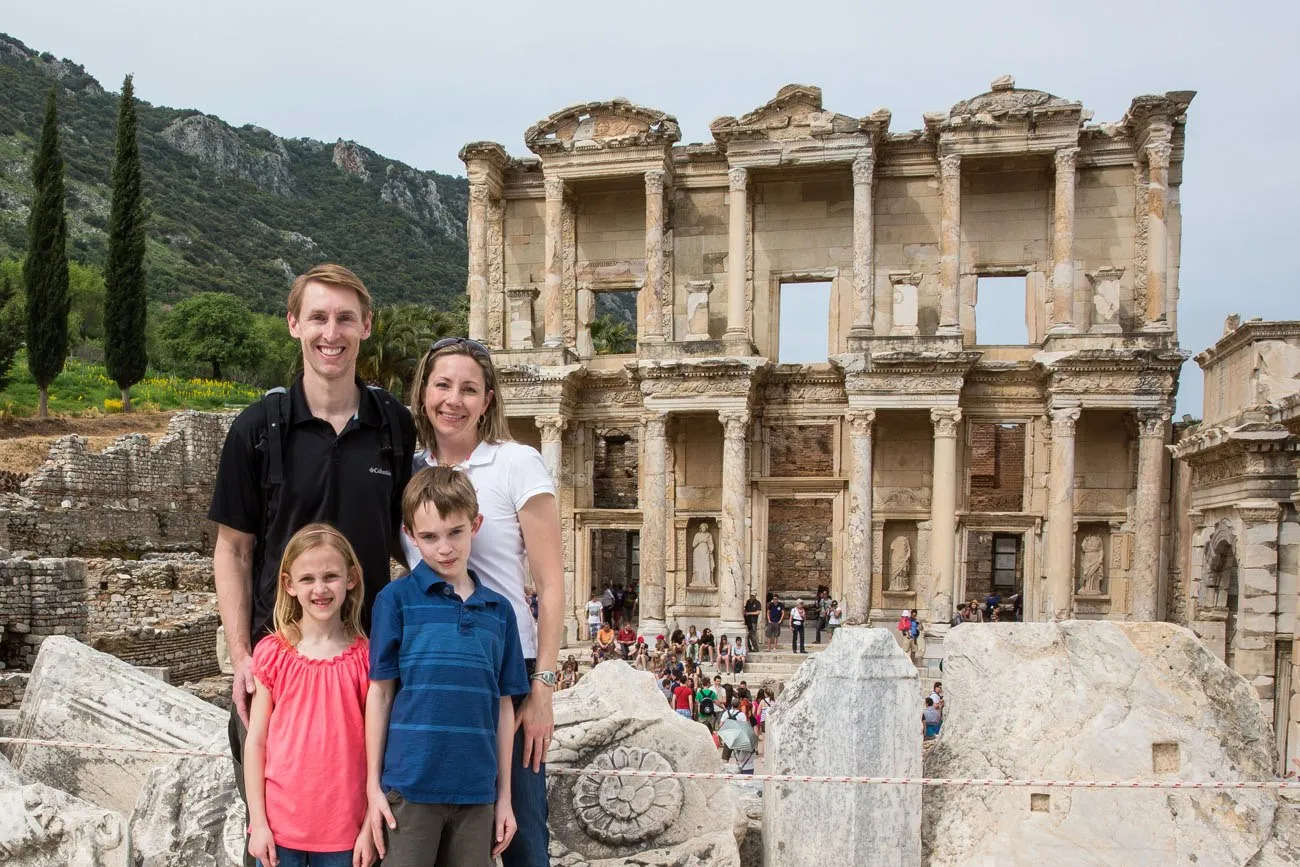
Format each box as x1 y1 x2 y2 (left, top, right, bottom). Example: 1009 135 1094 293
559 640 832 691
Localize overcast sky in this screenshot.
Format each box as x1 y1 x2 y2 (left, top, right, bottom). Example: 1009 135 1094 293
7 0 1298 417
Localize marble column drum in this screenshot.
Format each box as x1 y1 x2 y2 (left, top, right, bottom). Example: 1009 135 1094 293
542 177 566 347
844 409 876 624
467 183 490 342
929 408 961 623
1050 147 1078 333
725 167 749 339
1045 405 1081 620
937 155 962 335
718 410 750 632
1130 409 1170 620
535 415 567 484
850 152 876 337
642 170 667 343
639 412 669 636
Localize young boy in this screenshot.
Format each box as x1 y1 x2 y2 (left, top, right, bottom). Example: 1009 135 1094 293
366 466 530 866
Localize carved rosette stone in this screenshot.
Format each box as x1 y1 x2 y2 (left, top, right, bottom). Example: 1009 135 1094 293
728 166 748 191
851 151 876 186
1049 406 1081 438
572 746 683 845
930 407 962 438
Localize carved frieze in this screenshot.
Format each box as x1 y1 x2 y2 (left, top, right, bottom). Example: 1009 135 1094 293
1189 453 1248 487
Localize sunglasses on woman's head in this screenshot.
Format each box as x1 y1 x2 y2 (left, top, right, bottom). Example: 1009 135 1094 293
430 336 491 357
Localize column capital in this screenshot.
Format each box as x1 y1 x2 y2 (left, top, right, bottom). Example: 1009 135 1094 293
1054 147 1080 173
719 410 751 438
1145 141 1173 171
728 166 748 192
534 414 568 443
1049 405 1081 438
642 411 668 439
1136 408 1170 438
469 183 490 206
544 176 567 201
845 409 876 436
851 151 876 185
939 153 961 180
644 169 666 196
930 407 962 437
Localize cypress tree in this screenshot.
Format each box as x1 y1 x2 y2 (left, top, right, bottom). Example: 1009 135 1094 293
104 74 148 410
25 87 70 419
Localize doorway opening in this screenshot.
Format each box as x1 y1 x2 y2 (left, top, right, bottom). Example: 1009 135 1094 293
590 528 640 631
964 531 1023 619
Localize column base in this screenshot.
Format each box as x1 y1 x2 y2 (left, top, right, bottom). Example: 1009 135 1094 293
564 616 580 647
721 336 755 357
718 619 748 640
638 618 668 639
1140 320 1172 334
936 325 962 337
1047 322 1075 334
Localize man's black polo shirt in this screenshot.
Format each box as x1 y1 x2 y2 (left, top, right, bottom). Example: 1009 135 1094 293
208 375 416 646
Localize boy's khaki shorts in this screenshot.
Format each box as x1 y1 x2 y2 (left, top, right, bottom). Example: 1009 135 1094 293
383 790 495 867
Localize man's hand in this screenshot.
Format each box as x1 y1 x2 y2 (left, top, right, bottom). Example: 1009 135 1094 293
366 785 397 858
231 654 256 727
491 798 517 857
515 683 554 773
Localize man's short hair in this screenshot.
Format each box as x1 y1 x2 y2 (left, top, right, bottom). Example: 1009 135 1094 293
288 263 373 319
401 466 479 530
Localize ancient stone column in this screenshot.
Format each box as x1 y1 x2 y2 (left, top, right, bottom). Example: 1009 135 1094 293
542 176 566 347
1049 147 1079 333
639 411 669 636
850 152 876 338
718 410 750 633
1143 141 1172 330
1130 408 1169 620
929 408 962 623
725 167 749 340
467 183 491 342
937 155 962 335
1045 405 1081 620
844 409 876 624
643 169 667 343
534 415 567 484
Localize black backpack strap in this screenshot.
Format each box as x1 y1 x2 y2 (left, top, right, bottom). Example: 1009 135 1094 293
367 385 405 475
262 387 290 532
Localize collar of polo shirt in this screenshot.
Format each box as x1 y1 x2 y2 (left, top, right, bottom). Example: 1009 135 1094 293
410 560 489 607
421 439 501 469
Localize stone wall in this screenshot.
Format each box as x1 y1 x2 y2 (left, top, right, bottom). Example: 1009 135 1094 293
83 555 215 631
0 411 233 557
90 615 221 683
768 424 834 477
766 498 833 595
594 429 639 509
967 422 1024 512
0 558 90 669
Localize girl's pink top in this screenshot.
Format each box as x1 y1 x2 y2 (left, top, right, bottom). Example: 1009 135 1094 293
252 633 369 852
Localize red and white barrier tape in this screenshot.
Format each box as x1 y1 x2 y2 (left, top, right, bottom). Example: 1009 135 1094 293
4 736 1298 791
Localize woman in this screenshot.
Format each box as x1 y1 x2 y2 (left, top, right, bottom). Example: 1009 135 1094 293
698 627 716 664
560 656 579 690
716 633 732 674
404 337 562 866
632 638 649 671
670 627 686 656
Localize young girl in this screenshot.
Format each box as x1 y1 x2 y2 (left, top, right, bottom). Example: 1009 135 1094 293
717 633 732 674
245 524 371 867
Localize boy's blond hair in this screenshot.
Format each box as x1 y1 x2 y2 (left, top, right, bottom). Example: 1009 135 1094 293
402 466 479 530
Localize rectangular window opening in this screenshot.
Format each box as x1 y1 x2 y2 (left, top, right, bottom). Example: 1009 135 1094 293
592 290 638 354
778 281 831 364
975 276 1029 345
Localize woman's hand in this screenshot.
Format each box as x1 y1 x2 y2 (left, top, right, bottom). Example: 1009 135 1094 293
515 682 555 772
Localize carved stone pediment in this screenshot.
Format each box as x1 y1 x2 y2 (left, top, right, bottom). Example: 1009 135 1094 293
525 99 680 155
711 84 886 147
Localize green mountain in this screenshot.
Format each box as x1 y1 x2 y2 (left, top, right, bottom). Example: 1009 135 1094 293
0 33 468 313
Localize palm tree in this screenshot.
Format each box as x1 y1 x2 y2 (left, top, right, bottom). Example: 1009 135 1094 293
357 303 461 395
589 314 636 354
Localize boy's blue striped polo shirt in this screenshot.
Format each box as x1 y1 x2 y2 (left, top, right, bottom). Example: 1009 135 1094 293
369 562 530 804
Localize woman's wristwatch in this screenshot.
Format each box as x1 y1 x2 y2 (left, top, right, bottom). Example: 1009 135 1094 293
530 670 558 688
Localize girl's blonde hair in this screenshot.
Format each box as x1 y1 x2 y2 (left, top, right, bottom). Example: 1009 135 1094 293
408 341 512 451
274 523 365 643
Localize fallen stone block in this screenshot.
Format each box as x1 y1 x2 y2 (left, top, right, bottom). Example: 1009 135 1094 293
130 735 239 867
545 659 743 866
764 626 921 867
923 621 1300 866
10 635 227 816
0 752 124 867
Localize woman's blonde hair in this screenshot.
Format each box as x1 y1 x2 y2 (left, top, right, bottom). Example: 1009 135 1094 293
408 341 512 452
274 523 366 643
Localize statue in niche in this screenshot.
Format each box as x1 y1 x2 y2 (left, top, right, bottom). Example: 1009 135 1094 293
888 536 912 592
691 522 716 588
1078 534 1105 595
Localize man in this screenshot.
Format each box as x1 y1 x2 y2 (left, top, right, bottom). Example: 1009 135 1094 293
814 589 831 644
765 593 785 652
601 583 616 630
929 681 945 714
743 593 762 650
209 263 415 866
616 622 637 658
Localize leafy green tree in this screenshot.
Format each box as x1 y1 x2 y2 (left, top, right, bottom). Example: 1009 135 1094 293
247 313 299 388
160 292 262 380
0 276 22 390
589 313 636 355
103 74 148 410
68 263 106 342
24 87 70 418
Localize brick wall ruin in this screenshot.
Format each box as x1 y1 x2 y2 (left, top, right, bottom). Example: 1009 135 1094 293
766 498 833 595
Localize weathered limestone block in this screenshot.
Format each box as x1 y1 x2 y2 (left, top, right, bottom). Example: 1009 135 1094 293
0 753 124 867
923 621 1300 866
11 636 227 816
765 627 921 867
131 737 239 867
545 660 742 866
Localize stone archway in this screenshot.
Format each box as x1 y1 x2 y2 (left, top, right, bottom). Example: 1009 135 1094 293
1201 520 1239 667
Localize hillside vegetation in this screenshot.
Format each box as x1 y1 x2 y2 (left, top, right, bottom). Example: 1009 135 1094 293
0 33 469 313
